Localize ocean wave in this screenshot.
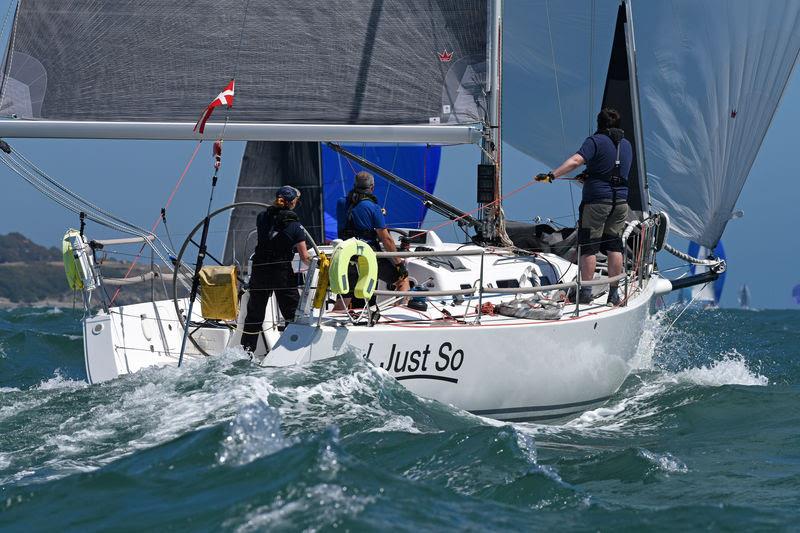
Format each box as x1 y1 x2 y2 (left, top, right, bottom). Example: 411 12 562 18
217 400 293 467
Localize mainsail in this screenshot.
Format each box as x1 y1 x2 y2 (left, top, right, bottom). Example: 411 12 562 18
0 0 487 142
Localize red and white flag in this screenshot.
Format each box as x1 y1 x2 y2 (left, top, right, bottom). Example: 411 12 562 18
194 79 235 134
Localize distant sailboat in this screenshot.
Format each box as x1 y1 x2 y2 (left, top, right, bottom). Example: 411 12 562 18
739 284 751 310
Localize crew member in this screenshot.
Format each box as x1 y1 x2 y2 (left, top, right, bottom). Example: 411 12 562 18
335 171 409 308
535 108 631 306
241 185 310 353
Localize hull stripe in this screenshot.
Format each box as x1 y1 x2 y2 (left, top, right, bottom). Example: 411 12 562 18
469 395 612 415
495 410 586 422
396 374 459 384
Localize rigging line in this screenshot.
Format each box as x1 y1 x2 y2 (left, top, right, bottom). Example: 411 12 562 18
0 154 159 249
657 282 709 345
544 0 577 226
109 141 203 305
588 0 595 135
5 149 177 269
231 0 253 82
382 144 401 206
409 174 542 239
10 146 155 239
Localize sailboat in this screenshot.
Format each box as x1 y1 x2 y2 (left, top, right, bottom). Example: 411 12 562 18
0 0 797 422
739 284 752 310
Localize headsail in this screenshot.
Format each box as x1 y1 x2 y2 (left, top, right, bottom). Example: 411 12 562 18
503 0 800 248
0 0 487 141
502 1 650 210
637 0 800 247
223 142 323 267
503 1 617 173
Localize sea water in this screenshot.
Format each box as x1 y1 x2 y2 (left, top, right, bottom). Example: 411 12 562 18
0 306 798 531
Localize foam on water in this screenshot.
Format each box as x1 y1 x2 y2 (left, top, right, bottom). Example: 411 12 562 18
34 371 87 391
671 351 768 386
232 484 375 533
369 415 422 434
639 449 688 474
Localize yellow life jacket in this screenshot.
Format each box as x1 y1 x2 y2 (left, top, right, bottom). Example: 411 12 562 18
328 238 378 300
312 252 331 309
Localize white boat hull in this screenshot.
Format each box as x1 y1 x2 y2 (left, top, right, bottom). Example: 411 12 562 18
265 283 653 422
83 242 658 422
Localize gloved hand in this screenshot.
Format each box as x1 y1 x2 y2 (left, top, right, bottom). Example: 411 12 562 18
575 171 588 183
535 171 555 183
395 262 409 280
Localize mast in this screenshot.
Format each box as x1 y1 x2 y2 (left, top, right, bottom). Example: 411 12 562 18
622 0 650 214
481 0 504 242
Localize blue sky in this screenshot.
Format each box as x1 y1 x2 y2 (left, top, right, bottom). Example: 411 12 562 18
0 2 797 309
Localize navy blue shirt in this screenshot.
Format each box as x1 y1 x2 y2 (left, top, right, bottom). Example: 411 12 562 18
336 197 386 243
576 133 632 203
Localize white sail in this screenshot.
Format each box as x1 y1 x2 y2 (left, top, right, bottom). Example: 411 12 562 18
503 0 800 248
637 0 800 247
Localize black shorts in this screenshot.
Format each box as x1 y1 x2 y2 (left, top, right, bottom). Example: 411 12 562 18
578 201 628 256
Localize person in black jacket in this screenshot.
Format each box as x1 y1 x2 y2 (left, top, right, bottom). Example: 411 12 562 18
240 185 310 353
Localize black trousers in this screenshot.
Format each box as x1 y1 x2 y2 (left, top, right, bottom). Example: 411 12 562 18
241 263 300 352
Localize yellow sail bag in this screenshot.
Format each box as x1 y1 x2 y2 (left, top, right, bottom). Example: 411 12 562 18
199 265 239 321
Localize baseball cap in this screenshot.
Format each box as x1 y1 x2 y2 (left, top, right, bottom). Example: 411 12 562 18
276 185 300 201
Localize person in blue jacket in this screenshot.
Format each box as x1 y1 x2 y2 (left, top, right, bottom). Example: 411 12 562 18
535 108 632 306
335 171 409 308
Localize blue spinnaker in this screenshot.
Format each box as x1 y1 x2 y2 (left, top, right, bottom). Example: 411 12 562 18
321 144 441 242
688 240 727 305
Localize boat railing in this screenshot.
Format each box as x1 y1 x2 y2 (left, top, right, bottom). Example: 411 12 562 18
299 243 647 325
